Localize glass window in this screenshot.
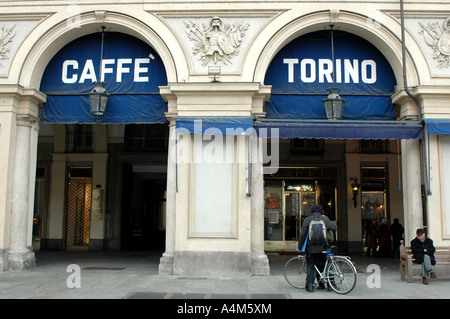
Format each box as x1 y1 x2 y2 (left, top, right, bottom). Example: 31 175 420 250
264 180 282 241
285 193 300 241
264 176 336 246
361 167 387 241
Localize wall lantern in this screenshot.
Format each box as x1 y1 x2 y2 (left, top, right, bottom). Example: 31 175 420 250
89 26 110 121
350 178 361 208
323 25 345 120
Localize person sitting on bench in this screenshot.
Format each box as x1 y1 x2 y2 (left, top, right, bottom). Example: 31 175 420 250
411 228 437 285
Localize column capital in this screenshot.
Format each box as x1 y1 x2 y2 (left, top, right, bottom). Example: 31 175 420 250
0 84 46 103
16 116 36 127
160 82 271 117
0 84 45 122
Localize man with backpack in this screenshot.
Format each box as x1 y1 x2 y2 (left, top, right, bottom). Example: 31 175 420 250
297 205 337 292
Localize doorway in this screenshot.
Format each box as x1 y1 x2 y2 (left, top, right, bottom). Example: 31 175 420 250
121 163 166 250
361 166 388 251
264 178 337 251
65 167 92 250
285 191 315 241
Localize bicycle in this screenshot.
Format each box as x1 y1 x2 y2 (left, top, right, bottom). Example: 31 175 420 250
284 246 357 294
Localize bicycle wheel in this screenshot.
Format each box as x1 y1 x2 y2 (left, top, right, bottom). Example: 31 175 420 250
326 258 357 294
284 255 307 289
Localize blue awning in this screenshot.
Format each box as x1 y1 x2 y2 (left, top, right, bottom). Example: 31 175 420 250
176 116 254 135
254 120 423 140
424 119 450 135
40 32 168 124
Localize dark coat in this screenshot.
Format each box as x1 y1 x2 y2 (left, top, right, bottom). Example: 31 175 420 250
377 223 390 248
411 236 436 266
365 221 378 249
390 221 404 243
297 211 337 254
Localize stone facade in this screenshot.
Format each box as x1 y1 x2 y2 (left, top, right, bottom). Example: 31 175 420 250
0 1 449 275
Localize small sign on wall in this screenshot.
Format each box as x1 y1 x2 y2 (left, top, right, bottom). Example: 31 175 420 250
91 189 104 220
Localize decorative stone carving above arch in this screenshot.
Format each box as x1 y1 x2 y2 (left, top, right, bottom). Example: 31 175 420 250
0 19 41 77
163 15 271 75
406 16 450 77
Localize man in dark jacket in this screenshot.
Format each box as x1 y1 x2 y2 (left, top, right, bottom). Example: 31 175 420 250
390 218 404 258
297 205 337 292
411 228 436 285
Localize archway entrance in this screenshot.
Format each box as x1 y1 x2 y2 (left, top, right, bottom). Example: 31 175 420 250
35 30 169 252
259 30 422 253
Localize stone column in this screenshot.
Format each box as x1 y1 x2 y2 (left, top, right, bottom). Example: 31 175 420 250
250 136 270 275
8 117 36 270
159 121 176 274
402 139 424 244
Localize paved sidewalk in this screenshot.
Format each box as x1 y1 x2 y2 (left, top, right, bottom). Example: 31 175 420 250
0 250 449 299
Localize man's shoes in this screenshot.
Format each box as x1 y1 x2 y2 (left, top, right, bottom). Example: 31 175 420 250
306 285 314 293
430 272 437 278
423 277 429 285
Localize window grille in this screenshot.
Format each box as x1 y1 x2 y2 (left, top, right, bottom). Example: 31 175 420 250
66 168 92 248
359 139 389 154
290 138 325 156
124 123 169 152
65 125 93 153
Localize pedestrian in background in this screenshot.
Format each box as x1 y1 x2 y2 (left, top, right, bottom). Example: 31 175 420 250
390 218 404 258
365 218 378 257
377 218 391 257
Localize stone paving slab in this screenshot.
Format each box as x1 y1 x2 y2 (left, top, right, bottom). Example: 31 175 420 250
0 251 449 300
124 292 291 299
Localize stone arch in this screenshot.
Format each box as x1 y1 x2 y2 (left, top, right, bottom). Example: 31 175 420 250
250 9 429 88
15 9 184 90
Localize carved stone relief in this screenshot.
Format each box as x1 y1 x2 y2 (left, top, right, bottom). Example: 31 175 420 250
0 24 16 70
165 16 270 74
0 20 40 77
405 17 450 76
185 16 249 66
418 17 450 69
